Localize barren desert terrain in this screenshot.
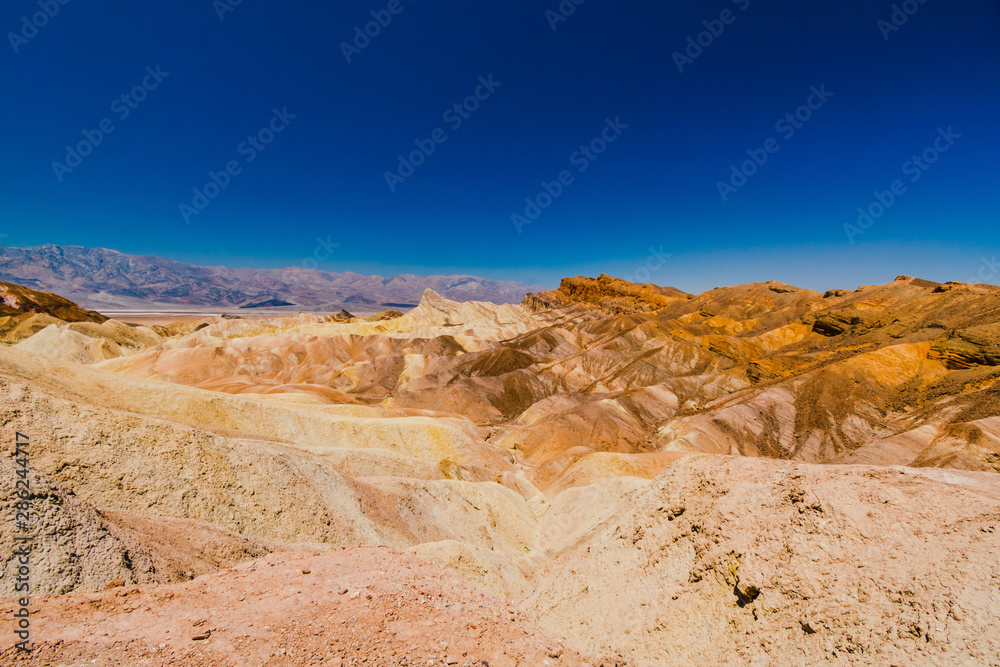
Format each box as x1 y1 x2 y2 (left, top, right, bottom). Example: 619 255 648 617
2 274 999 666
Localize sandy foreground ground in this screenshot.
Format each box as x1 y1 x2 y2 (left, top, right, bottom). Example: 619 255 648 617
1 547 594 667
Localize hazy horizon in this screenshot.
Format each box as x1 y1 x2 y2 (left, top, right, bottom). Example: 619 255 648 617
3 240 998 297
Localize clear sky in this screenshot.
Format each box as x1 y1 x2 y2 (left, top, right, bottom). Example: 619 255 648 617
2 1 999 291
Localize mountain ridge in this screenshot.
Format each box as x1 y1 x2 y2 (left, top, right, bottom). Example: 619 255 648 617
0 244 543 312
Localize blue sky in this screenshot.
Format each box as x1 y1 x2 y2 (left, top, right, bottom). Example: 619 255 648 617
2 0 999 291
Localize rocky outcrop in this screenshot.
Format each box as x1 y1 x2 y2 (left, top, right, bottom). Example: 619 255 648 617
0 280 105 327
929 324 1000 368
527 273 689 314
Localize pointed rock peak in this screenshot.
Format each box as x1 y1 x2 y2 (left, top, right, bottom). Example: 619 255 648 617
415 288 463 319
419 288 446 306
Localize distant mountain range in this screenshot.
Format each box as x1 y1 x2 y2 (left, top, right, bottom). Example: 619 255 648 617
0 245 543 312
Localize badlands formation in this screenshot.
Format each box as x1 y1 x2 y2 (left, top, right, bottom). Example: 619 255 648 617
2 274 1000 665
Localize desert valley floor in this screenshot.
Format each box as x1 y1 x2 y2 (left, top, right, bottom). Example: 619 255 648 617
1 274 999 666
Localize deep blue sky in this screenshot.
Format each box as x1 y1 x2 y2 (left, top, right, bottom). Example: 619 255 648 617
2 1 999 291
